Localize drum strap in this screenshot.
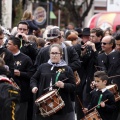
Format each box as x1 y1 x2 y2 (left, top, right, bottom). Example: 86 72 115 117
55 72 61 83
97 94 103 108
55 72 61 91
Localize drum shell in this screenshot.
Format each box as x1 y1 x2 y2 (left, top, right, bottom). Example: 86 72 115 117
106 84 118 94
81 110 102 120
35 90 65 117
106 84 120 102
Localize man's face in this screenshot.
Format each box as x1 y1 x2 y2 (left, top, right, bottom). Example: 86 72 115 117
82 35 90 43
90 32 100 43
6 40 16 53
48 38 61 45
0 34 4 46
94 77 106 90
17 24 28 35
115 40 120 52
101 36 113 53
67 24 74 30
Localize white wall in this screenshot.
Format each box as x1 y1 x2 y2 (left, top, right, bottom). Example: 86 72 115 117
107 0 120 12
84 2 94 28
2 0 12 28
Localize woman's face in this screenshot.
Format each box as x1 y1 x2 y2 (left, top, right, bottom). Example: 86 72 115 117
50 46 62 63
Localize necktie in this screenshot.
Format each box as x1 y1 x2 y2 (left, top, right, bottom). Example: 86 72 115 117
97 93 103 108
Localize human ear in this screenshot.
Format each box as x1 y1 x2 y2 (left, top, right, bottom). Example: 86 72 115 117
103 80 107 85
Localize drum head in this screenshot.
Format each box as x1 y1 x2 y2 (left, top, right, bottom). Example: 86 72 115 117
36 90 55 102
106 84 115 89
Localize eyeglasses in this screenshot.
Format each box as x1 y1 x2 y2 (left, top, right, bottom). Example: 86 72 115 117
101 42 110 45
49 39 58 43
50 52 61 56
18 28 28 31
47 34 58 37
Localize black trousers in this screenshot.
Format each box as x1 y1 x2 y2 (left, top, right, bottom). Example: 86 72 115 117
17 102 28 120
35 111 75 120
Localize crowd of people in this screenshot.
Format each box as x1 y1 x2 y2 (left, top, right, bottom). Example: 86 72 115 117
0 9 120 120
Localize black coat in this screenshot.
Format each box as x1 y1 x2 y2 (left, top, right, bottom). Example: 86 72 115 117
24 20 39 35
107 51 120 92
0 47 14 77
97 51 120 73
79 49 98 93
13 52 35 102
35 45 81 71
30 63 76 115
20 42 38 63
88 89 116 120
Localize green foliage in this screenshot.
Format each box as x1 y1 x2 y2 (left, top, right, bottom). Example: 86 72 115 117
13 2 23 27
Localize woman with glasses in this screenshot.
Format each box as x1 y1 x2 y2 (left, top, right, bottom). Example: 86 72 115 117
30 44 76 120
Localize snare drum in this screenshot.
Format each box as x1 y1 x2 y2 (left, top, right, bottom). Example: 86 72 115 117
81 110 102 120
0 76 20 90
106 84 120 102
35 89 65 117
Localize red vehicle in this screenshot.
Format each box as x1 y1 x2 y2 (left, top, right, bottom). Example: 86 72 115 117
87 12 120 32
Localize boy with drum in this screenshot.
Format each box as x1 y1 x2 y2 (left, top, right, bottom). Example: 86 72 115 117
83 71 116 120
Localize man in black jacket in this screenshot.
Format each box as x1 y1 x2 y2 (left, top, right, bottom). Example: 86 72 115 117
35 27 81 71
0 27 14 78
16 21 38 63
97 35 120 120
7 36 35 120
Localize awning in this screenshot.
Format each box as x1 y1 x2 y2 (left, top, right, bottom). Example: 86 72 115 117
50 11 56 19
87 12 120 32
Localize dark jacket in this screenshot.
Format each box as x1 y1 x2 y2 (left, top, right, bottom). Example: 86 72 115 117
34 45 81 71
88 89 116 120
0 47 14 77
30 63 76 115
20 41 38 63
13 52 35 102
25 20 39 35
97 51 120 73
80 48 98 93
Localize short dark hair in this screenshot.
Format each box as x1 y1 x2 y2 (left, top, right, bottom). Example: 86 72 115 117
17 21 29 29
94 71 108 81
0 58 8 75
114 32 120 40
0 27 3 35
116 25 120 31
109 36 116 49
91 28 104 38
9 36 21 49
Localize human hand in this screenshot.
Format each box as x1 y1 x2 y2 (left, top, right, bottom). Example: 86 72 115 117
55 81 64 88
14 69 20 76
90 81 96 89
32 87 38 93
85 41 96 52
100 101 105 107
82 108 88 114
16 33 28 42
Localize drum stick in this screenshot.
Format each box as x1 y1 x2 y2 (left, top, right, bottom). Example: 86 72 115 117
108 75 120 79
87 99 108 113
77 95 84 109
10 78 21 91
43 78 68 91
